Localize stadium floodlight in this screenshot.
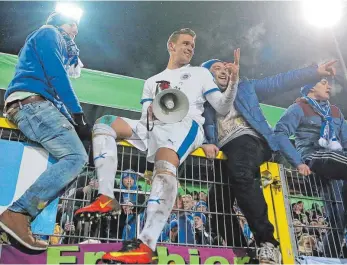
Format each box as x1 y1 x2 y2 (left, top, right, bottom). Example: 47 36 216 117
302 0 342 28
55 2 83 23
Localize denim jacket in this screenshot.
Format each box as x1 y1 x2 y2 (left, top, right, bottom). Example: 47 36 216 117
203 65 321 153
274 98 347 167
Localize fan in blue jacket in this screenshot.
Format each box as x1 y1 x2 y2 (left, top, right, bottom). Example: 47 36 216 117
200 50 336 264
274 78 347 257
0 8 89 251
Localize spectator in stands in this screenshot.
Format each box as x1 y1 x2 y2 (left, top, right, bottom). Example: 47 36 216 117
199 191 208 202
182 194 194 211
192 191 199 205
195 201 208 213
169 220 179 243
193 212 211 245
275 77 347 257
193 212 225 246
170 194 195 244
234 204 255 246
0 8 89 251
296 201 304 213
200 51 336 263
121 170 140 240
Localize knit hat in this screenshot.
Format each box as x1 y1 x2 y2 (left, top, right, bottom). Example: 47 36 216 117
200 59 223 70
300 77 333 96
121 169 137 182
300 83 316 96
193 212 206 224
195 200 208 211
170 220 178 230
46 11 79 27
120 169 138 203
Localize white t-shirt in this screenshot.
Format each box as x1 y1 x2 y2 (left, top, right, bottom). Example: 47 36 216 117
140 65 219 125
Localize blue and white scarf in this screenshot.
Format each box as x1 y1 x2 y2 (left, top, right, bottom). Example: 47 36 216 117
304 96 342 151
57 27 83 78
40 25 83 78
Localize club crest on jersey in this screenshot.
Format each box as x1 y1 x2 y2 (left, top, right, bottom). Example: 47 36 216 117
180 73 191 80
155 80 171 95
156 80 171 90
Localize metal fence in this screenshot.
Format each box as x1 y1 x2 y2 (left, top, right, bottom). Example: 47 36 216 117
283 166 346 259
0 125 252 250
4 121 346 263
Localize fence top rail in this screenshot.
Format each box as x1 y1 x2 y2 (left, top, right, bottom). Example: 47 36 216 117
0 117 227 160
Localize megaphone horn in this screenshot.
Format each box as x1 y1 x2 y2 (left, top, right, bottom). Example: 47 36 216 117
152 89 189 124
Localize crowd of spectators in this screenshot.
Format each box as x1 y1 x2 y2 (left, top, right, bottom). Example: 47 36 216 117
291 200 330 256
48 168 233 247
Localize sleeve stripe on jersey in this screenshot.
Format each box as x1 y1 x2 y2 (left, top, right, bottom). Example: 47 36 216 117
140 98 153 104
203 88 220 96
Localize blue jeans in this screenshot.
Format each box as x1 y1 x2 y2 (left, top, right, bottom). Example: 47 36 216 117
7 100 88 218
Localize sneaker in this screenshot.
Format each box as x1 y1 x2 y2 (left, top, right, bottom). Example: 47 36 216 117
257 242 282 264
102 239 158 264
0 210 48 250
75 194 121 219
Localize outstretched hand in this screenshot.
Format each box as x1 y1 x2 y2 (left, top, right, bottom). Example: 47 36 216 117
317 60 337 77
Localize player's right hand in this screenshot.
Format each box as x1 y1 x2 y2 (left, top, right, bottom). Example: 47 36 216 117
201 144 219 159
297 164 311 176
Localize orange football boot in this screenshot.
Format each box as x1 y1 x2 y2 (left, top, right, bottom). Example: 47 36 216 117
102 239 158 264
75 195 121 220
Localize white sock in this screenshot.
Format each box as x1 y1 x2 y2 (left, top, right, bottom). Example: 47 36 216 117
138 160 178 251
93 124 118 199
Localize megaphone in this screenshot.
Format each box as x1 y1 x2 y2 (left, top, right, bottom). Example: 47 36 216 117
152 89 189 124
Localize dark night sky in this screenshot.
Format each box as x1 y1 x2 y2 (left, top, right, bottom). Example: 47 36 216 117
1 1 347 114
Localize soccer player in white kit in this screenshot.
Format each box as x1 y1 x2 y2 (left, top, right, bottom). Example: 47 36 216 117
77 28 239 264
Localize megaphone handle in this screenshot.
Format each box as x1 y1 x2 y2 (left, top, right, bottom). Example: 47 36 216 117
147 109 154 131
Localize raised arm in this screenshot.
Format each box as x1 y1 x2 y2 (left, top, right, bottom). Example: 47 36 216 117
252 60 337 94
204 49 240 116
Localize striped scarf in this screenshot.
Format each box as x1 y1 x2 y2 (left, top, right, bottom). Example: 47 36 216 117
304 96 342 151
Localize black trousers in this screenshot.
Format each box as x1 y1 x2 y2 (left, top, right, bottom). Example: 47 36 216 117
221 135 278 246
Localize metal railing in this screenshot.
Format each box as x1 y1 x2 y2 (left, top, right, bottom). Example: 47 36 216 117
8 117 347 264
0 118 250 250
283 166 346 259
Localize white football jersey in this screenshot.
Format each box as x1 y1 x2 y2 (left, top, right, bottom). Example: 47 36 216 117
140 65 219 125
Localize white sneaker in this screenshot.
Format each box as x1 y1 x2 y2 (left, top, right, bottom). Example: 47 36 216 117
257 242 282 264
